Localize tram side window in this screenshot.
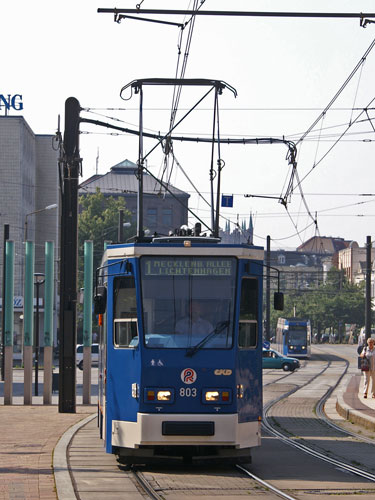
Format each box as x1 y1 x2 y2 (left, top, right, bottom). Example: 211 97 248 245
238 278 258 348
113 277 138 348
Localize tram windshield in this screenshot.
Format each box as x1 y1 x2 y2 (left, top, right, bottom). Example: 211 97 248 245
287 327 307 345
140 256 236 349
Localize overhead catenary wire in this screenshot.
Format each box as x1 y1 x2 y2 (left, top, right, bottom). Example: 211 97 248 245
90 8 375 247
283 36 375 201
160 0 205 192
296 95 375 188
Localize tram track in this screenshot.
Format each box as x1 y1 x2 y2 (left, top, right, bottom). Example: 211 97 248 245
132 467 164 500
130 464 298 500
114 349 374 500
127 463 301 499
314 345 375 445
236 464 299 500
263 353 375 486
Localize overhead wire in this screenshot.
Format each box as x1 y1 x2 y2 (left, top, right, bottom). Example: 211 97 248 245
296 95 375 187
283 36 375 202
160 0 205 193
277 36 375 246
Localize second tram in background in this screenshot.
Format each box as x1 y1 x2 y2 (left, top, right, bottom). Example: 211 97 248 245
275 317 311 358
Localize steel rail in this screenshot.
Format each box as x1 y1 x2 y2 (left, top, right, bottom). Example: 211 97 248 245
263 414 375 482
131 468 164 500
316 395 375 445
236 464 298 500
132 463 298 499
263 359 375 483
314 346 375 446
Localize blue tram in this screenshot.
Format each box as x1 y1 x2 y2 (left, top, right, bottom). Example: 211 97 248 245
275 317 311 359
93 78 284 463
95 236 277 464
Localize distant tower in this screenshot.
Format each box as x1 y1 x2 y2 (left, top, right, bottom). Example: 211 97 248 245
96 148 99 175
248 213 254 245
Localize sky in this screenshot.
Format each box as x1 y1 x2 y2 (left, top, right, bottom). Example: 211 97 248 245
2 0 375 250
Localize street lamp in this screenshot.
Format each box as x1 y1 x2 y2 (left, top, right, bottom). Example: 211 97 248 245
34 272 45 396
24 203 58 241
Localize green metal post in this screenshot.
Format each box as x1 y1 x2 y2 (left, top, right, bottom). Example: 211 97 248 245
83 241 93 404
83 241 93 347
44 241 54 404
24 242 35 347
4 241 14 404
4 241 14 347
23 241 34 404
44 242 54 347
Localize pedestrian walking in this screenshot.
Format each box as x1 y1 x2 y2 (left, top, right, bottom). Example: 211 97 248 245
357 327 366 354
360 337 375 398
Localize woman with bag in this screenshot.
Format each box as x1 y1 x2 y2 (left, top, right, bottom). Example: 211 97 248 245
360 337 375 398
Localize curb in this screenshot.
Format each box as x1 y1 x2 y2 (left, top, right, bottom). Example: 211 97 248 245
335 376 375 431
53 413 97 500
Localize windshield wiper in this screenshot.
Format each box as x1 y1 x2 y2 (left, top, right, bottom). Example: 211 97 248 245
185 321 229 357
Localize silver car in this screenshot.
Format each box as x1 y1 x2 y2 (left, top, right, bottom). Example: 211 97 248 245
76 343 99 370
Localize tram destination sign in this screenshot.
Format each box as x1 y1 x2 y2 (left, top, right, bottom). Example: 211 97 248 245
143 257 234 276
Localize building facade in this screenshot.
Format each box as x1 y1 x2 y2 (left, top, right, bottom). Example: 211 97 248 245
0 116 59 357
80 159 190 236
337 243 375 294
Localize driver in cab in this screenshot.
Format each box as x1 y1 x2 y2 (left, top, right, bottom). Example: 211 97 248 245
176 300 213 336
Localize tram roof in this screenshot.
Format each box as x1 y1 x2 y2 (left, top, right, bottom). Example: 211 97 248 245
104 241 264 261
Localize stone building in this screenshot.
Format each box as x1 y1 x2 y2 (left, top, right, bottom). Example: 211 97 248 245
0 116 59 357
79 159 190 236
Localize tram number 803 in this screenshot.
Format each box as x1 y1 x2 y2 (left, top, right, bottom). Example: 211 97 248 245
179 387 197 397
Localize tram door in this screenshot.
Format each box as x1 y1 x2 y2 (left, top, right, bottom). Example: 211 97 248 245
105 275 141 451
237 276 262 422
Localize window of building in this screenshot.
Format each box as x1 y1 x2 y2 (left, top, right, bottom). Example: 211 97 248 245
278 254 286 265
146 208 157 227
162 208 172 227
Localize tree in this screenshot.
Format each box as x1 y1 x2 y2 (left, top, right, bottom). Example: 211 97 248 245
268 267 367 341
78 188 132 281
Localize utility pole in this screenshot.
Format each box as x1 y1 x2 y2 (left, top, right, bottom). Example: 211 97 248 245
265 235 271 342
58 97 80 413
118 209 124 243
365 235 372 340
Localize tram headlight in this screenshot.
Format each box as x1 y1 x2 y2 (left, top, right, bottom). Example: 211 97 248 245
144 387 175 403
157 390 172 401
205 391 220 401
302 346 306 350
203 389 232 403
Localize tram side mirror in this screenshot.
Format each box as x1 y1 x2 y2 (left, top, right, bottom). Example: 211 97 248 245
94 285 107 314
274 292 284 311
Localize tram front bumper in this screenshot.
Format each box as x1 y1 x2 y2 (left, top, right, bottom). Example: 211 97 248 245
112 413 261 449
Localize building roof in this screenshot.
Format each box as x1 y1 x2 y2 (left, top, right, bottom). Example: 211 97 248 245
270 249 326 268
297 236 352 254
79 159 189 198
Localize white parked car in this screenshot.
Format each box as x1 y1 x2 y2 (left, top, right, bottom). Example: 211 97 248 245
76 343 99 370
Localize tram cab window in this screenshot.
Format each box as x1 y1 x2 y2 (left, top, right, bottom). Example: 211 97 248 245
113 277 138 348
238 278 258 348
140 256 236 349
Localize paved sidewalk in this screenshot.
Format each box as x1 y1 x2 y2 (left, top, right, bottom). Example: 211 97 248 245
335 372 375 429
1 347 374 500
0 405 95 500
